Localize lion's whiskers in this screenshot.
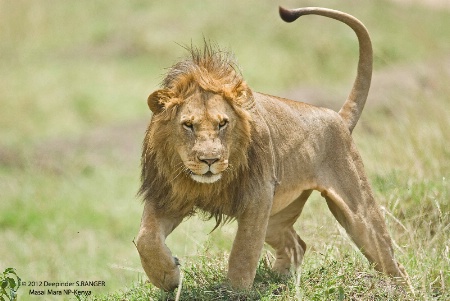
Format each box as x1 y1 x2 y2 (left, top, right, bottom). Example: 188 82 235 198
173 163 184 172
174 161 184 168
171 169 185 182
171 164 187 182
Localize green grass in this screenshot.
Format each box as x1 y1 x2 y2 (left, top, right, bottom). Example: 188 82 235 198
90 251 414 301
1 0 449 300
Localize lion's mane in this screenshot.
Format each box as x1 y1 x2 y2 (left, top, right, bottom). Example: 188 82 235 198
138 43 267 226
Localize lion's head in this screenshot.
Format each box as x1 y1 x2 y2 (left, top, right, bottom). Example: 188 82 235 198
139 43 257 219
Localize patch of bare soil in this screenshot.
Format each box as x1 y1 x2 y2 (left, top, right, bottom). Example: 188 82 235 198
368 56 450 105
0 147 24 168
32 119 148 172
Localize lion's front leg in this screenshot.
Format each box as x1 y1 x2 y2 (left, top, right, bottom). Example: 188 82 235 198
227 195 272 289
135 201 183 291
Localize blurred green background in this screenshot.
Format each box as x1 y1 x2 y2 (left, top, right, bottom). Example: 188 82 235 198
1 0 449 299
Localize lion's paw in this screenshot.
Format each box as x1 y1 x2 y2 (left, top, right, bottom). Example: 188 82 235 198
148 257 180 291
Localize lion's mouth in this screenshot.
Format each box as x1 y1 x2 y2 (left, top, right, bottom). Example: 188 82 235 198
190 171 222 184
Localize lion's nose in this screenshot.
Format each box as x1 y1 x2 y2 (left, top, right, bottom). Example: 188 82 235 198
198 156 219 166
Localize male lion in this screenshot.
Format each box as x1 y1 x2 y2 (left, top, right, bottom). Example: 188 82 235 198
136 7 410 290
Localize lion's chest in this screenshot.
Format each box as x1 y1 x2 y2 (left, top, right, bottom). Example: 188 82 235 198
193 195 238 217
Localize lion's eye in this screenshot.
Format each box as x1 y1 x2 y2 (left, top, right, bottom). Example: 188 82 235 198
218 119 228 130
183 121 193 131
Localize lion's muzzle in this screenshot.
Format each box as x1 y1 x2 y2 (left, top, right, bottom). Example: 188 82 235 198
187 157 229 184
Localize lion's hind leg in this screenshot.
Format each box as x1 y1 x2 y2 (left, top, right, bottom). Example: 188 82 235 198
317 142 409 284
265 190 312 275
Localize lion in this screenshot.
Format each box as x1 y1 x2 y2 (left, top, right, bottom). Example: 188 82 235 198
135 6 410 291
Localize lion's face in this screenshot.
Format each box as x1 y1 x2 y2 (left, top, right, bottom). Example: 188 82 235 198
174 92 237 184
143 45 253 191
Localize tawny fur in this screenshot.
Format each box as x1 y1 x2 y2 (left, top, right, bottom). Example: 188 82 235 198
136 7 411 291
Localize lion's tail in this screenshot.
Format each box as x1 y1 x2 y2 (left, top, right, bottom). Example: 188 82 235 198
279 6 373 133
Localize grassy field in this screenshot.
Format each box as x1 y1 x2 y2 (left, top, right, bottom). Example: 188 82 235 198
1 0 449 300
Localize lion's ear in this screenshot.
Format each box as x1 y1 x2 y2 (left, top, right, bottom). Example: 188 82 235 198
235 84 255 110
147 89 167 114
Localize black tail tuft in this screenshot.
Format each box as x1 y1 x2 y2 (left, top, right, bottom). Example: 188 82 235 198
279 6 303 23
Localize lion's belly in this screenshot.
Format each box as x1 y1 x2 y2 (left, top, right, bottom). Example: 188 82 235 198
270 184 309 216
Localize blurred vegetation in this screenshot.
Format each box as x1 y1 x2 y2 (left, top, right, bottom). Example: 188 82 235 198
1 0 450 146
0 0 449 300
